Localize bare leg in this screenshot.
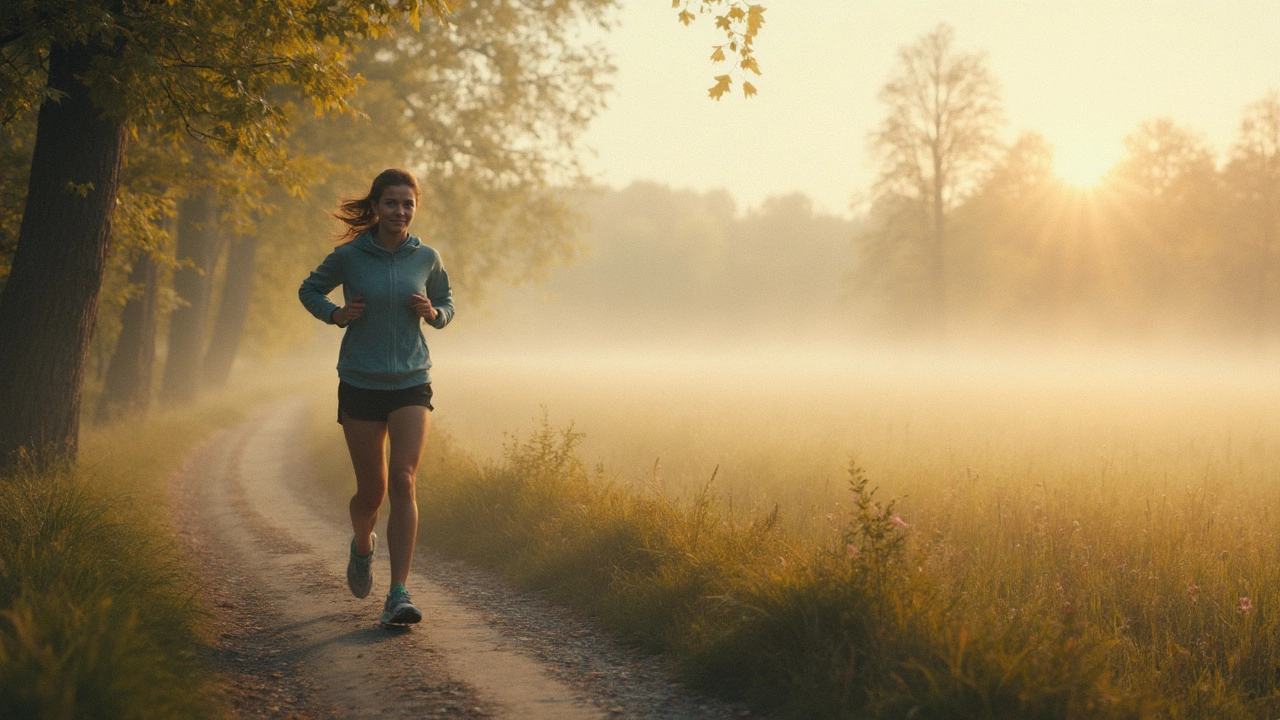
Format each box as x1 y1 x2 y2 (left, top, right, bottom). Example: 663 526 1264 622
385 405 429 586
342 414 388 556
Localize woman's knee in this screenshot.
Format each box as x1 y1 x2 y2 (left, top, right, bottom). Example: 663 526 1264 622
388 468 417 498
351 486 385 511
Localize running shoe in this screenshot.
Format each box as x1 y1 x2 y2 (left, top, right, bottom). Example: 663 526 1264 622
347 532 376 599
380 584 422 626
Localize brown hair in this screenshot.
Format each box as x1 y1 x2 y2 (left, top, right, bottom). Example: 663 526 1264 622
333 168 421 244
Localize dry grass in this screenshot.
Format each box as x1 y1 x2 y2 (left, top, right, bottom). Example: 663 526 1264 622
306 349 1280 717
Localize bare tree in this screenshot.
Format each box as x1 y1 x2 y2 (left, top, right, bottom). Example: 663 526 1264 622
866 24 1003 339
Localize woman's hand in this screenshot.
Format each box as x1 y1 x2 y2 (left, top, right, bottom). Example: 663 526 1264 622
331 295 365 326
410 293 438 322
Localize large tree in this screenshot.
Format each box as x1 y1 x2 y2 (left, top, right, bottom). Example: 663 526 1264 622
865 24 1003 340
0 0 451 466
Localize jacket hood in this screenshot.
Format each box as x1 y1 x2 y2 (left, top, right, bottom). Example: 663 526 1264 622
353 230 421 256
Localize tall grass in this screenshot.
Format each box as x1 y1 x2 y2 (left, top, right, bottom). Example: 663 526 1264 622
0 379 285 719
307 353 1280 717
405 421 1145 718
0 464 216 720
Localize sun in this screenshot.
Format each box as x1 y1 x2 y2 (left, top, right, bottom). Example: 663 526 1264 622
1053 147 1113 189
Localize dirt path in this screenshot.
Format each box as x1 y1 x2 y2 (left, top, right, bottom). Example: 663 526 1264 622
171 399 751 720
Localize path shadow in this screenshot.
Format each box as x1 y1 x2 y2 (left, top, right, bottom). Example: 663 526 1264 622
286 620 415 659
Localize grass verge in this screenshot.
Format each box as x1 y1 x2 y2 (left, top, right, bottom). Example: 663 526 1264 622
410 421 1145 719
0 385 279 719
304 408 1140 718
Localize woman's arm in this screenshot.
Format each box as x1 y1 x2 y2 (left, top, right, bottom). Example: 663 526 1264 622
299 249 346 324
424 252 454 330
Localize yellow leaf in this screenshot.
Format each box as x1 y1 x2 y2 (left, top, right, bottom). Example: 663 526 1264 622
727 6 745 20
710 46 726 62
672 0 680 7
678 10 695 25
708 75 731 100
740 56 760 75
746 5 766 37
743 81 757 98
715 15 731 31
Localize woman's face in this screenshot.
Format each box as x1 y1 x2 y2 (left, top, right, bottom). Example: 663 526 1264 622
374 184 417 234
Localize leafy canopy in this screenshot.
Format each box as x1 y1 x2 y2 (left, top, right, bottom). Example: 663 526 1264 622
0 0 454 156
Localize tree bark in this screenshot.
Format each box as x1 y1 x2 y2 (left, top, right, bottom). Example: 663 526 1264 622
0 41 127 468
95 252 160 423
160 186 223 407
202 232 258 389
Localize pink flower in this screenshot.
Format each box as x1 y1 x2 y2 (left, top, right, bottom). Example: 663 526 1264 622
1186 584 1200 602
1238 596 1253 614
846 544 860 558
891 515 910 529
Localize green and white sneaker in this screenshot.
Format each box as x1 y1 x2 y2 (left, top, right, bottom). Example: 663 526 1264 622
347 533 376 599
380 584 422 626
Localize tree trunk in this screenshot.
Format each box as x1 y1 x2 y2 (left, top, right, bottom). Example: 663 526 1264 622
0 41 127 468
160 186 223 407
202 233 258 389
931 157 947 343
95 252 160 423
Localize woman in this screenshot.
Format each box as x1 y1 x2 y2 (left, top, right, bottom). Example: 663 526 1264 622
298 168 454 626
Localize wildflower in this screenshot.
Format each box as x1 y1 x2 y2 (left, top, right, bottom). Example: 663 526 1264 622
890 515 910 529
846 544 859 558
1238 596 1253 614
1186 584 1200 601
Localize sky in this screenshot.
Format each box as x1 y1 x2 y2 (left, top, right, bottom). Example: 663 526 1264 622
582 1 1280 217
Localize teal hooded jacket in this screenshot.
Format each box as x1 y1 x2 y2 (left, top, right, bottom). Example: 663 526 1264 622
299 231 455 390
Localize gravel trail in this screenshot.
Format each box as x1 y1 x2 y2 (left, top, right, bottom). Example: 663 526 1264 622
171 398 753 719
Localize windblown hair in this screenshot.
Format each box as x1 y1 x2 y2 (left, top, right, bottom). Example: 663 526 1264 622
333 168 421 244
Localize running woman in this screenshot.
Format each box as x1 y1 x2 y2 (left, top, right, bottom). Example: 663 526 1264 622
299 168 454 625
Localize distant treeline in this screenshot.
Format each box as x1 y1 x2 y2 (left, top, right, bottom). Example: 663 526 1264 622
858 121 1280 347
858 25 1280 349
480 139 1280 353
474 182 861 350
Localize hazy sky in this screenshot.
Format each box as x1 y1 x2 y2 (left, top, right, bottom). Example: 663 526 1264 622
583 1 1280 216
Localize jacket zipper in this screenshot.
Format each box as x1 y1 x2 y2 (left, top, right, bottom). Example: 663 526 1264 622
389 252 397 375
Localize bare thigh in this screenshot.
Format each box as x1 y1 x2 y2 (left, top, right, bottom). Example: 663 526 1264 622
386 405 430 484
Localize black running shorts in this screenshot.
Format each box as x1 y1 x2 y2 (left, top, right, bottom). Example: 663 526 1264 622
337 380 433 423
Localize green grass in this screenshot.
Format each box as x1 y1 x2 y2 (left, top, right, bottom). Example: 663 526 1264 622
0 379 288 720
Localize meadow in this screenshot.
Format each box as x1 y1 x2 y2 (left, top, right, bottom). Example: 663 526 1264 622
312 347 1280 718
